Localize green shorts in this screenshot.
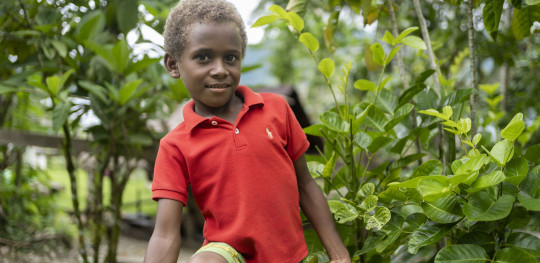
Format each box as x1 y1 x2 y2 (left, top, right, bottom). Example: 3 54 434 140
193 242 246 263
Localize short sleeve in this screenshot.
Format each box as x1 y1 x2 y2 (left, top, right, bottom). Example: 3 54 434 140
151 139 189 205
284 100 310 161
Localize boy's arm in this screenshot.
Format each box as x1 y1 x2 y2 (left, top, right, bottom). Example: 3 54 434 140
294 155 351 263
144 198 184 263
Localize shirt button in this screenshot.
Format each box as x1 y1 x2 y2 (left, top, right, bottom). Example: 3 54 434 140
235 128 239 134
211 121 218 126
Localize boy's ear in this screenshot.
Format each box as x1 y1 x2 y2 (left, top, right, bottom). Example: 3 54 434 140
164 53 181 79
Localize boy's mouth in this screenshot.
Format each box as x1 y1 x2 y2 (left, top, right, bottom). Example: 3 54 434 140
206 84 231 90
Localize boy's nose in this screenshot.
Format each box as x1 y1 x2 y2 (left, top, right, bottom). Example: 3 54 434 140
210 61 229 78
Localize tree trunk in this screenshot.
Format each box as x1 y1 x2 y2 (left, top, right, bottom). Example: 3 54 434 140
388 0 423 165
62 123 89 263
467 0 478 135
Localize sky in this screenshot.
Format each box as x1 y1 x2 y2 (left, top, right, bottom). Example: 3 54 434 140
229 0 265 44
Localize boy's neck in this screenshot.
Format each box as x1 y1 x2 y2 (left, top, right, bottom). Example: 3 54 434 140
193 93 244 124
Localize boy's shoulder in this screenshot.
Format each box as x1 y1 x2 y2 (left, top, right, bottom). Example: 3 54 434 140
257 91 290 109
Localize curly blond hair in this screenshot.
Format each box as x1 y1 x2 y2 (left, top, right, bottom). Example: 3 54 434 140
163 0 247 59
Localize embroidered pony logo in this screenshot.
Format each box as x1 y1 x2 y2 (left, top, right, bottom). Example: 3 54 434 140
266 128 273 139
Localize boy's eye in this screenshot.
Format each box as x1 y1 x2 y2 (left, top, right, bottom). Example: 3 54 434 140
196 54 209 61
225 55 237 63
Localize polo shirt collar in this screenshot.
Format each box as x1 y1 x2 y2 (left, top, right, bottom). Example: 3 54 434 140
182 85 264 133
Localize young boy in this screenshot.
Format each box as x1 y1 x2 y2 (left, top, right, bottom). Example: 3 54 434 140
143 1 350 262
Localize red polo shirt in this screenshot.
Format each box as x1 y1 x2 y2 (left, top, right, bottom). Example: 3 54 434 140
152 86 310 263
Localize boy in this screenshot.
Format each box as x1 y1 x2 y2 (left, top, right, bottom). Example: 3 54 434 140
143 0 350 262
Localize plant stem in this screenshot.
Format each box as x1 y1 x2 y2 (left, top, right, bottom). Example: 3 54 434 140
412 0 440 96
467 0 478 135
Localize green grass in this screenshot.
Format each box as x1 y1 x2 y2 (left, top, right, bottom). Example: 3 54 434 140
47 162 157 216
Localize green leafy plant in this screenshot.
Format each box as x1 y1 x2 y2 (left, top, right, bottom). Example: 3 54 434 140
254 3 540 262
254 5 434 262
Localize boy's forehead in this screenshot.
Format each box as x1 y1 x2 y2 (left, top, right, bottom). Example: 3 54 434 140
184 22 242 49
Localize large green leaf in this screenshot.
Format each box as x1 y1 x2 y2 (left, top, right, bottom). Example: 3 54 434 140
328 200 359 224
375 214 404 253
493 247 537 263
506 232 540 257
411 160 443 179
518 191 540 211
285 11 304 32
111 39 131 74
506 206 530 229
365 106 389 132
378 186 408 203
483 0 505 40
358 195 377 213
269 4 288 18
443 88 474 107
367 136 393 153
418 108 449 120
389 153 426 170
116 0 139 35
119 79 142 105
518 167 540 210
483 139 514 167
421 194 463 223
434 244 488 263
299 32 319 53
364 206 391 230
457 232 495 252
397 84 427 108
124 57 161 75
463 189 514 221
468 171 506 193
501 113 525 141
512 5 540 40
303 123 327 137
400 35 427 50
418 176 451 202
78 81 108 103
385 103 414 132
449 171 479 187
75 11 105 41
354 131 372 151
370 43 385 66
353 79 377 92
388 176 426 188
52 101 71 133
357 183 375 199
318 58 335 79
524 144 540 163
505 157 528 186
320 111 349 133
395 27 419 43
286 0 308 17
455 154 488 176
408 222 456 254
322 152 338 179
251 15 279 28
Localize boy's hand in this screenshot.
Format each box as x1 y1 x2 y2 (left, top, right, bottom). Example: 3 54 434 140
330 259 351 263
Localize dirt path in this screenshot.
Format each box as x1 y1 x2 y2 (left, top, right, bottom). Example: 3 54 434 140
116 235 200 263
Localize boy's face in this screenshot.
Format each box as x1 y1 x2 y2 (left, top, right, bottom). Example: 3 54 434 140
165 22 242 113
